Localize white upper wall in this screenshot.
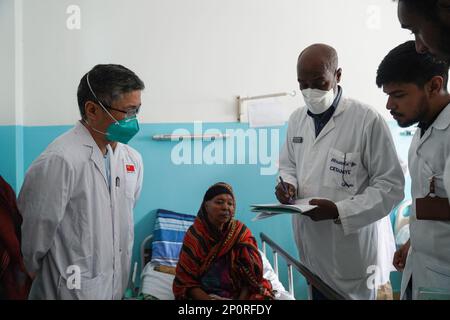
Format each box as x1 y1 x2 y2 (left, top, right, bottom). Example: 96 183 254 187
0 0 16 125
15 0 411 125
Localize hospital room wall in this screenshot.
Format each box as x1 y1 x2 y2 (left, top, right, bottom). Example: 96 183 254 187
18 122 314 298
0 0 415 298
7 0 412 127
1 0 412 196
17 122 412 299
0 0 23 191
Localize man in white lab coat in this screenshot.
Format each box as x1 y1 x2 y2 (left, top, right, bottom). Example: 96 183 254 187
276 44 404 300
376 41 450 299
18 64 144 299
396 0 450 208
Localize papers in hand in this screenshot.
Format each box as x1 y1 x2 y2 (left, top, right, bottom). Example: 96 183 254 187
250 198 317 221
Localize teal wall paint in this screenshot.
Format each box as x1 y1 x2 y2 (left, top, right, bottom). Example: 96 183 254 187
22 126 69 175
15 126 24 191
1 125 20 191
1 121 413 299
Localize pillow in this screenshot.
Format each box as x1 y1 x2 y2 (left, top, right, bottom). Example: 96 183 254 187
151 209 196 267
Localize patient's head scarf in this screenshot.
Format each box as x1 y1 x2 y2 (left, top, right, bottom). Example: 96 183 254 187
198 182 235 238
202 182 234 202
173 182 273 300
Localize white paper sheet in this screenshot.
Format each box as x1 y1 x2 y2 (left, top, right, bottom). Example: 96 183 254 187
247 100 288 128
250 198 326 221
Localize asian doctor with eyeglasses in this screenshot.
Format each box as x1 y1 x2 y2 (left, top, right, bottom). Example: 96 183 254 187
18 64 144 300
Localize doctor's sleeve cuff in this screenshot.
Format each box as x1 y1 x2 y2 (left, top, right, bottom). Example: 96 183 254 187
335 199 356 236
279 174 297 189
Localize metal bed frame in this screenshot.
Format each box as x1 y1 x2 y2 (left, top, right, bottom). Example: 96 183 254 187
260 232 345 300
140 234 154 271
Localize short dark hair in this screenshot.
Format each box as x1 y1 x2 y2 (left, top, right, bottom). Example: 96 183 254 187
376 41 449 89
397 0 439 20
77 64 145 119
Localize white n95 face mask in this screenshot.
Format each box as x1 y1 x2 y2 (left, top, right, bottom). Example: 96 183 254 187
301 88 335 114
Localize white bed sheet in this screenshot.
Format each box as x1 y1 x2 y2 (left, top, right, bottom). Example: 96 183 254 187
140 262 175 300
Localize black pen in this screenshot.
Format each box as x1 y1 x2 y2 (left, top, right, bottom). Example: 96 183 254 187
279 176 295 204
279 176 288 193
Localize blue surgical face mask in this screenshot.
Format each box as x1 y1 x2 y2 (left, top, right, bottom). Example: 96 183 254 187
85 73 140 144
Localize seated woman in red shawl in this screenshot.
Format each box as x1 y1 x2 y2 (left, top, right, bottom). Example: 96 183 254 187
173 182 273 300
0 176 32 299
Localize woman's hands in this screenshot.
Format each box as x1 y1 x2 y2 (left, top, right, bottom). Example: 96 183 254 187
393 239 410 271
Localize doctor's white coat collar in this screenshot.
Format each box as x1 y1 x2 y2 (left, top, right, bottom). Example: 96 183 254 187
428 102 450 131
74 120 116 150
307 94 349 145
416 102 450 144
73 120 118 185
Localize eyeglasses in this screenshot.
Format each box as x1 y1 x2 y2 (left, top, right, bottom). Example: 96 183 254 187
104 105 140 118
86 74 140 118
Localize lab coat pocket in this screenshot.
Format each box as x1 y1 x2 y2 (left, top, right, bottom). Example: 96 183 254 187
80 273 107 300
323 148 359 195
424 264 450 293
127 211 135 256
332 225 368 279
57 272 107 300
124 173 137 199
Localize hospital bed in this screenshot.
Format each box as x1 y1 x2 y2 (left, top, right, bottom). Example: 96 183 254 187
260 232 345 300
139 233 293 300
138 209 344 300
